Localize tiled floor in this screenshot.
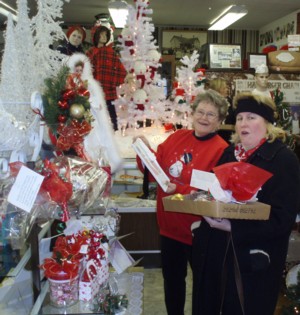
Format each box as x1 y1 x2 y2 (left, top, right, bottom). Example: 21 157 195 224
143 268 192 315
143 268 286 315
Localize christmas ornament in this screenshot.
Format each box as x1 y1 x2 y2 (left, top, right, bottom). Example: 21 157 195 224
58 100 69 109
58 114 67 123
70 103 85 119
133 60 147 88
132 89 148 111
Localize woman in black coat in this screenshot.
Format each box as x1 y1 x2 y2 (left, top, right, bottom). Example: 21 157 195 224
192 92 300 315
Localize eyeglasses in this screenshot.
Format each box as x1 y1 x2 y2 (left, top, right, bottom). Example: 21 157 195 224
194 109 218 120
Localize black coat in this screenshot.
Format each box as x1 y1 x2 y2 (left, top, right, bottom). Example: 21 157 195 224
57 42 84 56
192 139 300 315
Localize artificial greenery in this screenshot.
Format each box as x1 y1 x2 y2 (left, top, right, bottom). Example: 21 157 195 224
272 88 295 150
42 66 91 135
273 88 292 132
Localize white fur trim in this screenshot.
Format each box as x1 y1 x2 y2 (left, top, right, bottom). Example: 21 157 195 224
65 54 123 173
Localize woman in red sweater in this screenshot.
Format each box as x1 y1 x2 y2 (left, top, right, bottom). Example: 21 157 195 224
135 89 229 315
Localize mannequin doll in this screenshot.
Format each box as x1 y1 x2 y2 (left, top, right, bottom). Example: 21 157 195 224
252 64 272 98
57 25 86 56
86 23 127 131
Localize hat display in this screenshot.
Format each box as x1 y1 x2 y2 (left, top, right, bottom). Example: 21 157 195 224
66 25 86 42
255 64 269 74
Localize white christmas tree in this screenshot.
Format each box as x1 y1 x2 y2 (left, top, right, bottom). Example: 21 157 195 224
115 0 166 128
0 0 69 164
31 0 69 91
14 0 37 101
170 51 205 127
0 14 23 104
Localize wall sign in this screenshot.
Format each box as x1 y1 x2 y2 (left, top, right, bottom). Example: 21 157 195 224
235 79 300 103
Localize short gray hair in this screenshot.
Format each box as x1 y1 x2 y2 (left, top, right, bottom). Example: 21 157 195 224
191 89 228 121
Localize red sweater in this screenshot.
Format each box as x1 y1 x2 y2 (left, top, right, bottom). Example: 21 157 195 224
137 129 228 245
86 44 127 100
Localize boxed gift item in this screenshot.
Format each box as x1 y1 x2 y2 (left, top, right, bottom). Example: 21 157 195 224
164 162 272 220
163 192 270 220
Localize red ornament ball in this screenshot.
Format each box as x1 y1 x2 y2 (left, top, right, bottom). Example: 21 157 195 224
58 115 67 123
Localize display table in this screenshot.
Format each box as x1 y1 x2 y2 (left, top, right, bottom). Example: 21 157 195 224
30 267 144 315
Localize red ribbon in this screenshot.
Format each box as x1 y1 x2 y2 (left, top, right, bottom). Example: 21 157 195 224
62 89 76 100
56 120 92 152
41 258 79 280
77 87 90 98
40 159 73 222
32 108 45 120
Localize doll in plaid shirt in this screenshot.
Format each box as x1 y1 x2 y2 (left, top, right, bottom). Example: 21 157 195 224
86 25 127 131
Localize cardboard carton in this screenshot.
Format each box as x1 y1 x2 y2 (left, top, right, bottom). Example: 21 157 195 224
163 193 270 220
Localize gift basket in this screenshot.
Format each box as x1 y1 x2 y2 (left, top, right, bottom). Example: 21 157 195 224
0 154 112 256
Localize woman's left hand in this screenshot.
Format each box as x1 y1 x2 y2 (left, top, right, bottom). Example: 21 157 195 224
203 216 231 232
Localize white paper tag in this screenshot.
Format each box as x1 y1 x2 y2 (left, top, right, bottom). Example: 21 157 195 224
109 239 135 274
190 169 216 191
8 165 44 213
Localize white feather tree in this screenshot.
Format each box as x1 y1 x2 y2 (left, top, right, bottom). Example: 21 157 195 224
115 0 166 127
0 0 69 165
0 14 23 103
31 0 69 91
14 0 37 101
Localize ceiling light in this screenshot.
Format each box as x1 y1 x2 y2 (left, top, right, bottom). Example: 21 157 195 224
108 0 129 28
0 1 18 21
208 5 248 31
0 8 18 21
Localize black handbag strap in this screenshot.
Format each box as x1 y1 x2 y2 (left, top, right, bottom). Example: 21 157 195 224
220 233 245 315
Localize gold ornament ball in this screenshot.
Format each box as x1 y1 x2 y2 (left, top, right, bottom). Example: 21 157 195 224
70 104 85 119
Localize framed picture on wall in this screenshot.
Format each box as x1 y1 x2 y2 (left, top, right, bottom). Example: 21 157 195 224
248 53 268 70
161 29 207 61
208 43 242 70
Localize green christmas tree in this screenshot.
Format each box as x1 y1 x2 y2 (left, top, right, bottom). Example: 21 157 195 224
273 88 295 149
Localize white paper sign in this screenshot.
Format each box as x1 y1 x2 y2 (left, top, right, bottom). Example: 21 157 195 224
235 79 300 103
190 169 231 201
190 169 216 191
109 239 135 274
8 165 44 213
132 138 170 192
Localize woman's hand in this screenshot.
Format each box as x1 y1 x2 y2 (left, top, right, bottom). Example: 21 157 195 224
166 182 176 194
203 216 231 232
132 135 151 148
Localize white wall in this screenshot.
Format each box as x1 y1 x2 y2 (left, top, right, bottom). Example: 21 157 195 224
259 9 299 52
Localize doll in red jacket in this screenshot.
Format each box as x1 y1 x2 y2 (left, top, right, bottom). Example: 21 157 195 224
86 23 127 131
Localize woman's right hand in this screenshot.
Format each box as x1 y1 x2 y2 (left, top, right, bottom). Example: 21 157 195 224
132 135 151 148
166 182 177 194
